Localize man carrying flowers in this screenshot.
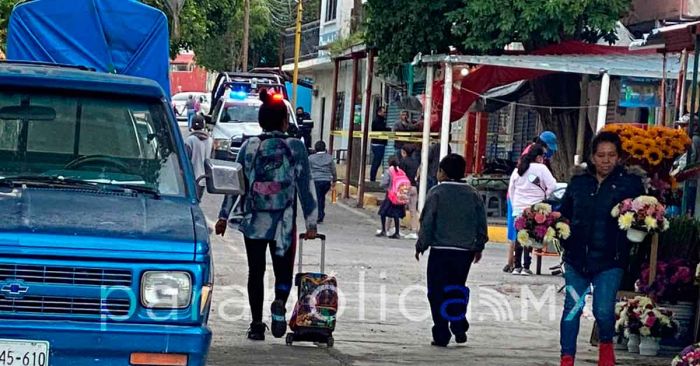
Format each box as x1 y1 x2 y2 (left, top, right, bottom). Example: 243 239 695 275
557 131 645 366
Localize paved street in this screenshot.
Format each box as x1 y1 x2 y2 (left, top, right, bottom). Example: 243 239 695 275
198 192 671 366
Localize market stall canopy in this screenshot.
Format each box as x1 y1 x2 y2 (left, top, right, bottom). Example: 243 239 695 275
629 21 700 53
6 0 171 98
420 41 690 131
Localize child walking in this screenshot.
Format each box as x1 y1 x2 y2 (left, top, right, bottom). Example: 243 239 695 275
184 115 213 200
377 157 407 239
415 154 488 347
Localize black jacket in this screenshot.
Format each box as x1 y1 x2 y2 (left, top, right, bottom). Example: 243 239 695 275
371 115 389 146
559 165 645 275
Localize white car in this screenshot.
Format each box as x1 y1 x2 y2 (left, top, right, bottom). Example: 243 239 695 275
171 92 210 121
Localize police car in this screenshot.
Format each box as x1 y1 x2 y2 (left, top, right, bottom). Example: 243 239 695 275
206 73 300 161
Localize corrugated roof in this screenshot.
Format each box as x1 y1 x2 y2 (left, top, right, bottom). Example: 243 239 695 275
421 53 694 79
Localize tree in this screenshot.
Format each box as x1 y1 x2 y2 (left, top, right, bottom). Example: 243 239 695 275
365 0 464 75
365 0 633 178
448 0 632 178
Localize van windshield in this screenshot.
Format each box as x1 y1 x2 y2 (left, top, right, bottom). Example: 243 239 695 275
220 103 260 123
0 89 186 197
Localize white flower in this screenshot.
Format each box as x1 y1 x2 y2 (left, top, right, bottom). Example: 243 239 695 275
634 195 660 206
556 222 571 239
533 203 552 215
611 205 621 218
640 326 652 337
517 230 531 246
619 212 635 230
544 227 556 243
644 216 659 231
662 218 670 232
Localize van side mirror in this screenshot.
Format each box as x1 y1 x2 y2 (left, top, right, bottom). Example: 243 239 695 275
204 159 245 195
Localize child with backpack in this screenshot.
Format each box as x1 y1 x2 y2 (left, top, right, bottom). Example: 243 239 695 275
377 157 408 239
217 89 318 342
415 154 488 347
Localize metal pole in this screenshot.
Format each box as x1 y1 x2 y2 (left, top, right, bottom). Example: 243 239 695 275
596 72 611 132
292 0 304 109
682 35 700 215
344 56 360 199
241 0 250 72
357 49 376 208
661 53 668 126
575 75 590 165
418 64 435 212
328 59 340 154
679 49 689 120
440 62 453 159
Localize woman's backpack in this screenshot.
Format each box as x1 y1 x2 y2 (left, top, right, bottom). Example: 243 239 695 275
387 167 411 205
246 136 297 212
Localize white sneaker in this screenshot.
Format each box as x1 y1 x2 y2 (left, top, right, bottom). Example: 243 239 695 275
521 269 533 276
376 229 386 236
405 233 418 240
511 268 522 276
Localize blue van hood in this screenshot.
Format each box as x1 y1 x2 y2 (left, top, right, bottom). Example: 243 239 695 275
0 187 198 261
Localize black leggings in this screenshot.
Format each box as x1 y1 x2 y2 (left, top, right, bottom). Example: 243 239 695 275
244 237 296 323
381 216 401 235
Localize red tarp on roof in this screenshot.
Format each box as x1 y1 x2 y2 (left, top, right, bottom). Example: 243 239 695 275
429 41 656 131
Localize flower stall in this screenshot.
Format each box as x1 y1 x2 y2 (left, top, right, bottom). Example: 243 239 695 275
614 295 680 356
598 123 700 355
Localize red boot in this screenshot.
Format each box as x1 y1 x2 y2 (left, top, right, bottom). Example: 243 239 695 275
598 342 615 366
561 355 575 366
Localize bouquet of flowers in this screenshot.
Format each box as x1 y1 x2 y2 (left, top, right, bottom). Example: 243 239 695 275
611 195 670 243
603 124 691 171
673 343 700 366
636 259 695 304
616 296 678 339
515 203 570 250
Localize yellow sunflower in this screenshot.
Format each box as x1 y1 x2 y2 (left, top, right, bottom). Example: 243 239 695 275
631 143 647 160
671 141 687 154
647 128 664 139
645 147 664 166
622 140 635 155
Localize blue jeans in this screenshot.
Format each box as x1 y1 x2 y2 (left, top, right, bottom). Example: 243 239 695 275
560 264 623 357
187 109 196 129
314 181 332 222
370 144 386 182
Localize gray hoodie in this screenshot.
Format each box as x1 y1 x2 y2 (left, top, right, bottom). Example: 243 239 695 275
308 152 337 183
184 131 213 186
416 181 488 254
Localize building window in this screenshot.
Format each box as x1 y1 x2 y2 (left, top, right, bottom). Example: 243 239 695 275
170 64 192 72
325 0 337 22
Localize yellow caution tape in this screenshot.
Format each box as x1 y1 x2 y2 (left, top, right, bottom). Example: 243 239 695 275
329 131 441 143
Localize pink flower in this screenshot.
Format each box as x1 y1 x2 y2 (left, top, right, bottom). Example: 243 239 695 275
645 312 657 327
534 213 546 224
551 212 562 219
515 217 527 231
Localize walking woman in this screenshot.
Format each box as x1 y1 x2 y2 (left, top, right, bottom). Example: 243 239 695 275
507 144 557 276
217 89 318 341
558 131 644 366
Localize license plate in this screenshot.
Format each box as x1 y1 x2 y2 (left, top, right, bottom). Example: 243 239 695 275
0 340 48 366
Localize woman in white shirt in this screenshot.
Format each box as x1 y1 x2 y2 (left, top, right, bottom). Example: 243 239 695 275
507 144 558 275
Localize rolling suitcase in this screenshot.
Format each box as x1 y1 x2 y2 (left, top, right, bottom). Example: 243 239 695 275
286 233 338 347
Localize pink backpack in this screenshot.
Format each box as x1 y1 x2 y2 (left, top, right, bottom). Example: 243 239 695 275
388 167 411 205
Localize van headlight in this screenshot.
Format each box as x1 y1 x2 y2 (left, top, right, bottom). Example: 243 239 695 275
141 271 192 309
214 138 230 151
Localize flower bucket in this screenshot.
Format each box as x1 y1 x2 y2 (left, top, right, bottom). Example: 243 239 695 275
627 228 647 243
639 337 660 356
628 334 641 353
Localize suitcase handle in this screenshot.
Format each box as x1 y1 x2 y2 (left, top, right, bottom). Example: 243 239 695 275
297 233 326 273
299 233 326 241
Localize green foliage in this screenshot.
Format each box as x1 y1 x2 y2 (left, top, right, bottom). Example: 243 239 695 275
365 0 633 73
448 0 633 54
327 31 365 57
365 0 463 75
